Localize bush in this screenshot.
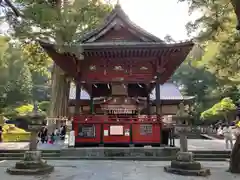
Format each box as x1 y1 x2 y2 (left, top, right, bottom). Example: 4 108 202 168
39 101 50 112
15 104 33 116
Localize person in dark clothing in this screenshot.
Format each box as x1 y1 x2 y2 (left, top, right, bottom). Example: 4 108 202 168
60 125 66 141
162 128 170 146
40 127 48 143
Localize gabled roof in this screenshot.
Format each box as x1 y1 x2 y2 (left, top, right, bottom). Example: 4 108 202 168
80 4 164 43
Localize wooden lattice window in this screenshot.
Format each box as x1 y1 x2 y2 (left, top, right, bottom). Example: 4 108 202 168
140 124 153 135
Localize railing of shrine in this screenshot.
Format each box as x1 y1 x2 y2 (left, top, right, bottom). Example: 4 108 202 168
174 125 217 134
74 115 162 122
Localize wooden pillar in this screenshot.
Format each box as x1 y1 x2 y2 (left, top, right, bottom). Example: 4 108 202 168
75 82 81 115
90 95 94 114
146 87 150 115
90 84 94 114
155 73 162 145
155 73 161 116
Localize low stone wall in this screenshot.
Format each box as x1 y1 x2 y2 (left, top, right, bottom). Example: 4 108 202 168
60 147 179 158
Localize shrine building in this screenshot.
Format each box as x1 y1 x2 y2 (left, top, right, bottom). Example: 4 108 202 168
40 4 194 147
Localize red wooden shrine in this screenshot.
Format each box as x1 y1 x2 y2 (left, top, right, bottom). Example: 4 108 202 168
40 4 194 147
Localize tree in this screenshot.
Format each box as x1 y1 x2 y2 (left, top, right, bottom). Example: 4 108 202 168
0 36 51 107
172 63 220 122
2 46 33 105
201 97 237 121
4 0 112 118
180 0 240 173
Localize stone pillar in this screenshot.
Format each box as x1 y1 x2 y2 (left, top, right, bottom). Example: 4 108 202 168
29 131 37 151
179 133 188 152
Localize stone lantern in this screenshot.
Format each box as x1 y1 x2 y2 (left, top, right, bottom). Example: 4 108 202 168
164 102 210 176
6 102 54 175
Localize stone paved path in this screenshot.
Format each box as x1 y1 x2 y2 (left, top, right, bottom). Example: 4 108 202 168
0 142 63 150
0 160 239 180
175 139 236 151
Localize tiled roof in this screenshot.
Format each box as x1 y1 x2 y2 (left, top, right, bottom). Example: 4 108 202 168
69 83 183 100
150 83 183 100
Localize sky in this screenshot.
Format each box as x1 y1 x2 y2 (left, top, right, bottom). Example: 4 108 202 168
0 0 199 41
118 0 198 41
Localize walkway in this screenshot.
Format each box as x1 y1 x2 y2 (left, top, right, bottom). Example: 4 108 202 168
0 160 239 180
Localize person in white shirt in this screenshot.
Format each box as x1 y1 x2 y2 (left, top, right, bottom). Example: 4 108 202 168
223 124 233 149
217 126 223 136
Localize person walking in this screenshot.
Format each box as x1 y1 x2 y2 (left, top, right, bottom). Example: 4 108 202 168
223 124 234 149
60 124 66 141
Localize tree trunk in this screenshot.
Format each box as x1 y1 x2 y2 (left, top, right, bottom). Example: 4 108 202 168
229 134 240 173
49 64 70 129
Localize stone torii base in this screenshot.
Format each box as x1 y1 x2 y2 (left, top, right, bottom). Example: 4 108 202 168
164 151 211 177
6 151 54 175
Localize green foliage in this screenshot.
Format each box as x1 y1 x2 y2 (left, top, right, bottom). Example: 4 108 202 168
15 104 33 116
0 37 51 107
4 60 33 105
38 101 50 112
21 42 52 74
179 0 240 83
201 97 237 120
9 0 112 42
172 63 220 121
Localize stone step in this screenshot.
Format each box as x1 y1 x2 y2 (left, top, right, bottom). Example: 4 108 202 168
0 156 229 161
0 150 60 153
194 154 230 159
192 151 231 155
0 153 60 157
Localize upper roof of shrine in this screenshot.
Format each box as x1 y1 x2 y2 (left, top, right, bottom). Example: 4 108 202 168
80 4 163 43
39 4 194 85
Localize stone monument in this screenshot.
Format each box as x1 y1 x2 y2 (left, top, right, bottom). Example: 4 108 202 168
6 102 54 175
164 103 210 176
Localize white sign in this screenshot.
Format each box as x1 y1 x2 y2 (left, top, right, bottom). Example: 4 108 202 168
110 125 123 135
104 130 109 136
68 130 75 147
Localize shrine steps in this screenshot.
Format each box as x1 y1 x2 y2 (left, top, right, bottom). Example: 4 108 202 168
0 148 231 161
